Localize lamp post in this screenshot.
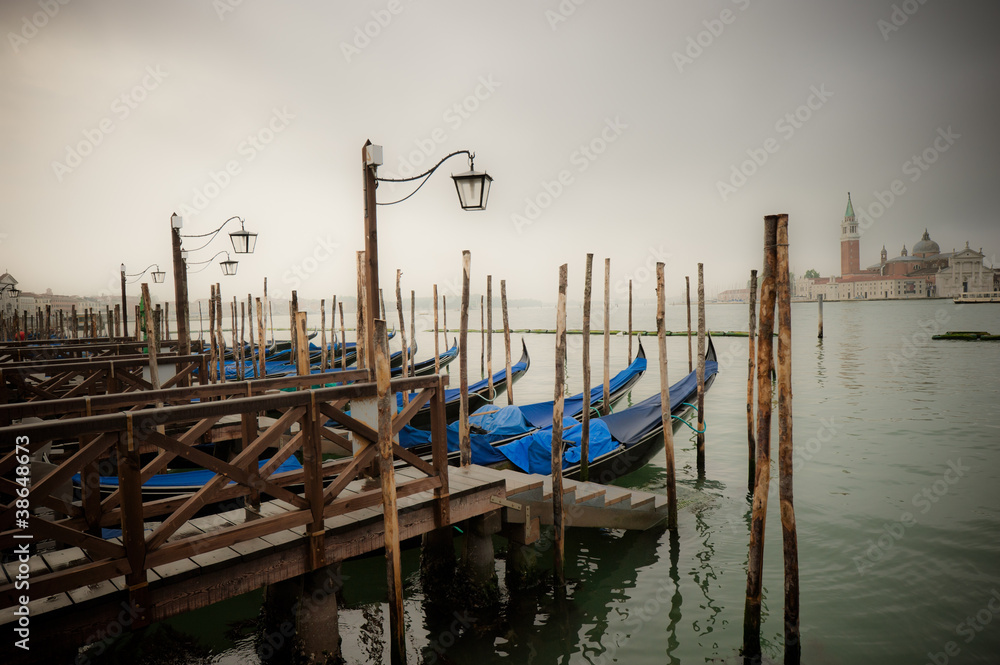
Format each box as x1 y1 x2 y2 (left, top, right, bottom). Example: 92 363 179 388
170 213 257 357
121 264 165 339
361 141 492 368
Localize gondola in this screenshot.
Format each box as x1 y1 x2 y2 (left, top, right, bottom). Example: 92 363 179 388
425 336 717 482
391 339 459 377
403 340 531 429
491 336 718 481
397 339 647 456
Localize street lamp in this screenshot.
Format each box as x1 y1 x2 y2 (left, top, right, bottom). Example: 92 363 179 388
170 213 258 357
0 284 20 299
361 141 493 369
120 264 164 337
125 264 166 284
187 250 239 276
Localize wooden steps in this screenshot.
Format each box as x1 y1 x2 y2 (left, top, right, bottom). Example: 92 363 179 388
466 465 669 531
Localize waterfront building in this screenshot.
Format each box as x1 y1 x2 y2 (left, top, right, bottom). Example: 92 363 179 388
795 194 997 300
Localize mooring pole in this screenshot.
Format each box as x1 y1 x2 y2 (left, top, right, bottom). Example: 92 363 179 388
602 258 611 415
686 275 693 373
373 318 406 665
356 251 367 371
339 300 347 372
501 280 513 405
581 253 593 482
817 293 824 340
459 250 472 467
656 262 677 529
747 269 758 496
628 278 633 364
553 263 568 586
433 284 441 375
486 276 493 402
396 270 409 405
120 263 129 338
776 214 801 664
363 140 380 372
743 214 778 660
696 263 706 474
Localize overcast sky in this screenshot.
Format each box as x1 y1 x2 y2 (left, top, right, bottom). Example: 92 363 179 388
2 0 998 306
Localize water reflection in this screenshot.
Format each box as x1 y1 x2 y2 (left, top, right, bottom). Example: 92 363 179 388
815 338 826 388
666 528 683 665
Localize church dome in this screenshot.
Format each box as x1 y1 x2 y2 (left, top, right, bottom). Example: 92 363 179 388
912 229 940 256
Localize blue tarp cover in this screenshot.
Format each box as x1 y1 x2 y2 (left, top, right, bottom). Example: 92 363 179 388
496 418 617 474
600 360 718 445
76 456 303 489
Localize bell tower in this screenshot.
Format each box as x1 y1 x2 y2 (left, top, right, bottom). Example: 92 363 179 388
840 192 861 275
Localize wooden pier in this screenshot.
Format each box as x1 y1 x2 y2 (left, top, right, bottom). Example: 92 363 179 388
0 342 670 663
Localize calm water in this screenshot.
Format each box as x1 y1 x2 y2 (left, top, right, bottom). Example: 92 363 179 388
91 299 1000 664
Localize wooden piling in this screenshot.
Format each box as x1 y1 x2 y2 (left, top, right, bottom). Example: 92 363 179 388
255 298 265 380
395 270 409 405
747 269 758 496
442 295 447 347
208 286 217 383
164 302 170 341
686 275 693 373
817 293 824 340
320 299 327 371
216 284 226 384
459 250 471 467
581 254 594 482
198 301 204 342
239 300 246 382
501 280 513 405
113 305 120 338
776 214 800 664
379 287 386 321
602 258 610 415
480 294 485 379
295 311 309 377
230 298 239 381
338 300 346 372
141 284 161 391
486 276 493 401
656 262 677 529
290 290 299 359
696 263 706 474
248 295 257 379
628 279 633 364
743 214 779 659
373 318 406 665
433 284 440 375
410 290 416 378
356 251 367 371
553 263 568 586
331 295 338 372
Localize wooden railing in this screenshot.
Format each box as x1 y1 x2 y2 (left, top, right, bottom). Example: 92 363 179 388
0 355 208 406
0 340 182 363
0 370 451 619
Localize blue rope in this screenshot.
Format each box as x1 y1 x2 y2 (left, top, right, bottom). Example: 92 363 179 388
671 403 706 434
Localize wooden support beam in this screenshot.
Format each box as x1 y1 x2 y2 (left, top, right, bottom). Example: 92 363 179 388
373 318 406 665
744 215 778 659
656 262 677 529
581 253 593 482
747 269 758 495
696 263 706 474
602 258 610 415
776 214 800 664
501 280 513 405
686 275 693 373
459 250 471 467
552 263 568 586
433 284 440 375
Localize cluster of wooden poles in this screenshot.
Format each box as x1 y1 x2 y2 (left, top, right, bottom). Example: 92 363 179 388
0 301 173 342
743 213 800 664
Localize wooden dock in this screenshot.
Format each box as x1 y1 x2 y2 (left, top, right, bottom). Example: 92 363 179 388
0 349 670 662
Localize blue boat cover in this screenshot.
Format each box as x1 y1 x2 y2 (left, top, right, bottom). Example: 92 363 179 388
517 352 646 428
76 456 303 489
600 360 718 445
495 418 617 474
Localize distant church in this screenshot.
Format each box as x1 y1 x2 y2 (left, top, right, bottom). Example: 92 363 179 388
797 193 998 300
